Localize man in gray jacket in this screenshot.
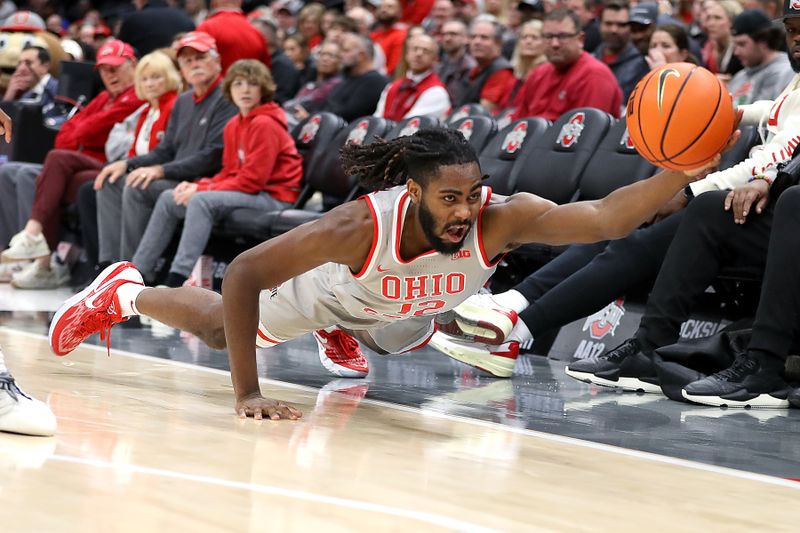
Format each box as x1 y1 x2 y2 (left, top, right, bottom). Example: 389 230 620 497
94 31 237 265
729 9 795 106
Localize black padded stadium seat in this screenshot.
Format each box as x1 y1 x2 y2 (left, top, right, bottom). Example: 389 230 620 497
448 116 497 153
268 116 394 236
479 117 549 195
445 103 490 125
57 60 103 106
575 120 657 201
384 115 440 140
216 112 346 239
494 108 516 130
511 108 613 204
0 101 56 164
719 125 759 171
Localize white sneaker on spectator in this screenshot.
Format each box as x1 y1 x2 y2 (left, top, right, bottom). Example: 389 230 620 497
0 372 57 436
1 231 50 263
0 261 30 283
11 258 70 290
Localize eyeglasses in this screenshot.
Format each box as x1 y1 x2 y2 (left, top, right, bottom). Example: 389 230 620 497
542 32 579 42
318 51 339 58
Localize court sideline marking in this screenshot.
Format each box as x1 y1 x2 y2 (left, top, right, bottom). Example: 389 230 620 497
4 327 800 493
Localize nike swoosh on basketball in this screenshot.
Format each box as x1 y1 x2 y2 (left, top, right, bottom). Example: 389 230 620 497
376 265 390 273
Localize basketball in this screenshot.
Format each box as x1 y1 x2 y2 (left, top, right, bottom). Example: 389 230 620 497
625 62 735 171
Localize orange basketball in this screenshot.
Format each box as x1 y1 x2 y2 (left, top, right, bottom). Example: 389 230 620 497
625 62 735 171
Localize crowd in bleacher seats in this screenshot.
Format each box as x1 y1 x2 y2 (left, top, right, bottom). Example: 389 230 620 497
0 0 799 399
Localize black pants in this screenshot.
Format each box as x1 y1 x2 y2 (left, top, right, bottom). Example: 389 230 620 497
514 212 684 337
635 190 774 353
748 186 800 360
76 181 99 266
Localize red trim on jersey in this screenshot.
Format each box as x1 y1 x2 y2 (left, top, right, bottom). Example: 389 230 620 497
401 327 436 353
354 195 381 279
257 328 281 345
476 187 504 268
395 190 436 264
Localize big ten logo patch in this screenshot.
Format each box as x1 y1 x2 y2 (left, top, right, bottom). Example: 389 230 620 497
398 117 421 138
299 115 321 143
457 119 474 141
619 127 636 151
451 249 471 260
347 120 370 145
557 112 585 148
502 121 528 154
582 298 625 340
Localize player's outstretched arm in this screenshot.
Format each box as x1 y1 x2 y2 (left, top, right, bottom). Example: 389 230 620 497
484 153 728 253
221 201 374 420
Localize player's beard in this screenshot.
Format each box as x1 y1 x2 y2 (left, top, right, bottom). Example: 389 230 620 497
418 197 471 255
790 51 800 73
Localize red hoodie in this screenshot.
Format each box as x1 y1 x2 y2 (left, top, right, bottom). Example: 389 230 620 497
55 85 144 163
195 102 303 203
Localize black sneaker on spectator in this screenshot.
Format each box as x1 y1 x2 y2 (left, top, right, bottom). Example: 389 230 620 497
682 353 791 408
565 338 661 393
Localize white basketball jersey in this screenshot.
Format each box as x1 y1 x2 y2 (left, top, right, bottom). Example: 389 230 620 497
327 185 500 323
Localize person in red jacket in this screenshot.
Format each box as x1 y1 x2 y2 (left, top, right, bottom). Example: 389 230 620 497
131 59 303 288
371 0 408 76
514 9 622 121
197 0 272 73
0 39 145 288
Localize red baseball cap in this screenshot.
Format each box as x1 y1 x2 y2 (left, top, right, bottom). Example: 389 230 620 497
174 31 217 54
95 39 136 68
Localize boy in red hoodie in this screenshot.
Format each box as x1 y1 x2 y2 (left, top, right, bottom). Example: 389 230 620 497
131 59 303 287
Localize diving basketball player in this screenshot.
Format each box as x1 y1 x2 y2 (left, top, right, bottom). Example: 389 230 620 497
48 128 731 420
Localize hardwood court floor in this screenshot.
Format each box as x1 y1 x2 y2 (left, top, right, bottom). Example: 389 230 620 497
0 328 798 532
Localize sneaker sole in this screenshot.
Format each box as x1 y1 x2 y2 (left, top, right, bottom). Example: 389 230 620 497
444 302 516 345
313 332 369 378
681 389 790 408
565 367 662 394
48 262 137 356
430 340 515 378
1 252 50 263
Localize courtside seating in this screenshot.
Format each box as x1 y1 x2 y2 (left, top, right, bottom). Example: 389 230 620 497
511 108 613 204
0 101 56 164
384 115 440 140
719 125 760 171
216 112 347 239
479 117 550 195
445 103 490 125
268 116 394 236
494 108 516 130
448 116 497 153
575 120 657 201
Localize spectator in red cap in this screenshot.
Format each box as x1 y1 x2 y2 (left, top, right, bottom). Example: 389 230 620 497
197 0 271 73
0 39 144 285
93 31 237 268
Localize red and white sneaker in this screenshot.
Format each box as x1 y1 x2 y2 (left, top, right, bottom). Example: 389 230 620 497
428 331 519 378
434 293 518 345
313 327 369 378
49 262 144 357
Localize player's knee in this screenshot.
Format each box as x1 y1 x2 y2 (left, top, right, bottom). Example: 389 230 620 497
204 327 227 350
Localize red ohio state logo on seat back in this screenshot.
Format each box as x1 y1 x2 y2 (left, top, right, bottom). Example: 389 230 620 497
450 105 470 123
792 0 800 9
502 121 528 154
347 120 370 145
457 119 474 141
398 117 421 137
299 115 321 143
558 112 585 148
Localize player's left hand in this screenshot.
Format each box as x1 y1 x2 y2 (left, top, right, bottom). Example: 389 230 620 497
126 165 164 189
0 107 12 143
725 179 770 224
236 393 303 420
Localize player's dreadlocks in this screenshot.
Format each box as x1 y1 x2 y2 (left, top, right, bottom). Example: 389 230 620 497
341 128 478 191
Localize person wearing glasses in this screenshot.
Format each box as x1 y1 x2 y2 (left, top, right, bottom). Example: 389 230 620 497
513 8 622 121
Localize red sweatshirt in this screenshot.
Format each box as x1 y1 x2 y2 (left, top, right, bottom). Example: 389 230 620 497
371 24 408 76
55 85 143 163
127 90 178 158
514 52 622 121
197 9 272 73
195 102 303 203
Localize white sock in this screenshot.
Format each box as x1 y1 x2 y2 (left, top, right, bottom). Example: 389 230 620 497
0 347 6 373
492 290 530 314
117 283 147 317
507 320 533 344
